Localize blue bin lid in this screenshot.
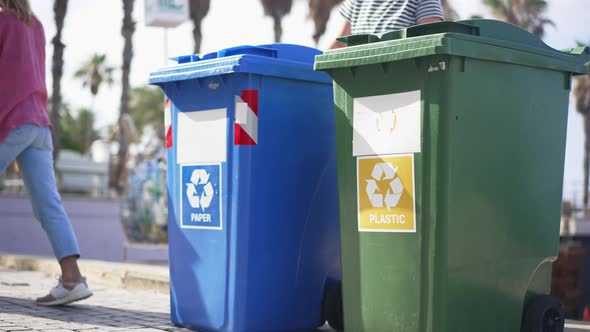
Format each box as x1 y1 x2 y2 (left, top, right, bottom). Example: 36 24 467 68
149 44 332 85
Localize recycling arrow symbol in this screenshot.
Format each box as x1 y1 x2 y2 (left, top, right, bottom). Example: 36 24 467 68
186 169 214 211
366 162 404 210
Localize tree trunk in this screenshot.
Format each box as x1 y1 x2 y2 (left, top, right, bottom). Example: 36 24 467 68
50 0 69 163
273 14 282 43
113 0 136 196
260 0 291 43
192 22 202 54
189 0 210 54
309 0 341 46
440 0 458 21
584 114 590 209
83 121 92 155
84 98 95 156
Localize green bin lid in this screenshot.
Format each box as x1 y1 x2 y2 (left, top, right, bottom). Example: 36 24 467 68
314 19 590 75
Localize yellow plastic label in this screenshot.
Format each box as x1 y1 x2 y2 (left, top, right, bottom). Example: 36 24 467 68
357 154 416 233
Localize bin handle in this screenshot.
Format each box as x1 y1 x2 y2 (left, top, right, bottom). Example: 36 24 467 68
217 45 278 59
337 21 481 47
172 46 279 64
560 46 590 57
560 46 590 75
337 34 380 47
172 54 201 64
379 21 480 42
404 21 480 39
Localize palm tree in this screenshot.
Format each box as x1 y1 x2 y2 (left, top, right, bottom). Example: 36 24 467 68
77 109 97 155
60 108 97 154
111 0 137 196
74 54 115 107
483 0 553 37
73 54 114 156
441 0 458 21
574 42 590 208
189 0 210 54
50 0 69 162
260 0 293 43
129 86 165 139
308 0 342 46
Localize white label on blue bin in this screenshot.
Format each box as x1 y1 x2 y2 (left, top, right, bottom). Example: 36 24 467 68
353 91 421 156
180 163 223 230
177 108 227 164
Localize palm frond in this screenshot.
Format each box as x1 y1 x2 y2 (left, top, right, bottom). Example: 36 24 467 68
482 0 553 37
74 53 115 97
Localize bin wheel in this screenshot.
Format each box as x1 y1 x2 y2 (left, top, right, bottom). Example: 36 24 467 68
522 295 565 332
323 282 343 331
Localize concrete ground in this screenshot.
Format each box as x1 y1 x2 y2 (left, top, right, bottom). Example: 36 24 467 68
0 267 185 332
0 261 332 332
569 322 590 331
0 255 587 332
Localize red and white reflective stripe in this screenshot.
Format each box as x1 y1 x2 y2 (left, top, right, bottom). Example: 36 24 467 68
164 98 173 148
234 90 259 146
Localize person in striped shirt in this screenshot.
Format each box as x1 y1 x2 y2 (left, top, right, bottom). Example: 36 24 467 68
330 0 445 49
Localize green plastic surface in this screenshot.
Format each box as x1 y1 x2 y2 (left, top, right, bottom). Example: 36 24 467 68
322 19 590 75
317 19 589 331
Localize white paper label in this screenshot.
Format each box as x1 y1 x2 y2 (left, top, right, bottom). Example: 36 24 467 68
177 109 227 164
353 91 421 157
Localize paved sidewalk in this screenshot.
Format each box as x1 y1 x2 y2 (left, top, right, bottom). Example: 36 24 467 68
0 268 184 332
2 266 588 332
0 268 333 332
0 255 169 294
569 322 590 331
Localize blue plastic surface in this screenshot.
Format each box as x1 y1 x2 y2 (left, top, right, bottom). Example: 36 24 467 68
150 44 333 85
150 44 341 332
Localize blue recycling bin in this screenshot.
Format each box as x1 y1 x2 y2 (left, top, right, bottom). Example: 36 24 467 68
149 44 341 332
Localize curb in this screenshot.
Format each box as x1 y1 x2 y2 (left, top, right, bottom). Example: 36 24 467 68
0 254 169 293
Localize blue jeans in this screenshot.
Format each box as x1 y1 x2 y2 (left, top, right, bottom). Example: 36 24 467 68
0 124 80 261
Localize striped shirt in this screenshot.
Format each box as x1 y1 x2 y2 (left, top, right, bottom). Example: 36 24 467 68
340 0 445 34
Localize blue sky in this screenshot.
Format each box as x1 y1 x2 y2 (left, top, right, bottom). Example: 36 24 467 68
28 0 590 202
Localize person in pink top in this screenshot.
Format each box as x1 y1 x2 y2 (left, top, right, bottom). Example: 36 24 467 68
0 0 92 305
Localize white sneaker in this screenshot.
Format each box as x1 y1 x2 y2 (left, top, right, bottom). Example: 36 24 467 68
35 277 93 306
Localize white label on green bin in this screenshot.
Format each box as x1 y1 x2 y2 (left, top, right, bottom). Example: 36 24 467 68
180 163 223 230
353 91 421 156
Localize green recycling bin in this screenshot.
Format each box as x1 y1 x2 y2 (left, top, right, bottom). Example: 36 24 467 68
315 19 590 332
